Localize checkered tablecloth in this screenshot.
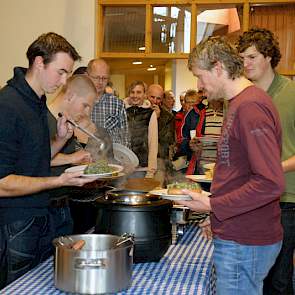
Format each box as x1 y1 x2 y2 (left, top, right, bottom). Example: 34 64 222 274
1 223 215 295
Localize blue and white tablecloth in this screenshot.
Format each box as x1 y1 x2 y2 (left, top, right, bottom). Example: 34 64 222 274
1 223 215 295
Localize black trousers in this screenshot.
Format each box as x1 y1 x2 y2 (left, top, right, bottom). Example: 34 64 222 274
263 203 295 295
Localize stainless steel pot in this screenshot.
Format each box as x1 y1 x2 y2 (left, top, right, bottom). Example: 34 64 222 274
53 234 134 294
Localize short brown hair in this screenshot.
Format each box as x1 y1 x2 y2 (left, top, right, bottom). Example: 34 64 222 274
236 27 281 69
127 80 147 96
188 36 243 80
184 89 198 103
26 32 81 67
60 75 97 97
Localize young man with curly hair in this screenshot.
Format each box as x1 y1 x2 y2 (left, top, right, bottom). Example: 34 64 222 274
237 27 295 295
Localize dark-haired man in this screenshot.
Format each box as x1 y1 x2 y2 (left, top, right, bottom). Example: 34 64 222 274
0 32 96 288
176 36 284 294
237 27 295 295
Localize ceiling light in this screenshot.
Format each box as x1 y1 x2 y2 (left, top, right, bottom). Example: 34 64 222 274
132 61 143 65
147 67 156 71
138 46 145 51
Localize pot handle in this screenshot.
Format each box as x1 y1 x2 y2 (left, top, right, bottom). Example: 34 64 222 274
75 258 107 269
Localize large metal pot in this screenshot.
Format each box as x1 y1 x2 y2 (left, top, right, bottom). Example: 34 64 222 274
53 234 134 294
94 189 172 263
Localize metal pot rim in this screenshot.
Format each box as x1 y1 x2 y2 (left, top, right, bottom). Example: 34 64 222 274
53 234 134 251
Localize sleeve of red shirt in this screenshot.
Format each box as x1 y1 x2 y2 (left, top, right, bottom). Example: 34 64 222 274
210 101 285 221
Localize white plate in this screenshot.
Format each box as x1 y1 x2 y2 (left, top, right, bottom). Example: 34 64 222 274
65 164 124 177
150 189 211 201
65 165 87 173
196 136 219 144
203 163 216 170
185 175 212 183
113 143 139 168
149 189 192 201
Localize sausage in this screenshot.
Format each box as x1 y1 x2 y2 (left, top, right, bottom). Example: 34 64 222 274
71 239 85 250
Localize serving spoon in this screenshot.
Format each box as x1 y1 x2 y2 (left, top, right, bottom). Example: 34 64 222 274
58 112 106 152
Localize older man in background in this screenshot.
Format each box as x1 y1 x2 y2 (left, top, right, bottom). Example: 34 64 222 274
163 90 176 114
147 84 175 185
87 58 129 147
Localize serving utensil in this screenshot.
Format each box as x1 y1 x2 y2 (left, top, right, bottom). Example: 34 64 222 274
58 113 106 152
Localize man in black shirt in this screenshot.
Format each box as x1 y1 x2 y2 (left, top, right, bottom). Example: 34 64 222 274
0 32 97 288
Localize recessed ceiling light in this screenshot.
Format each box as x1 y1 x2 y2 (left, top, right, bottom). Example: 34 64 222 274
138 46 145 51
132 61 143 65
147 67 156 71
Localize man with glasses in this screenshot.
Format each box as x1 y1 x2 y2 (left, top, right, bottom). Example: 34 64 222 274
86 58 129 147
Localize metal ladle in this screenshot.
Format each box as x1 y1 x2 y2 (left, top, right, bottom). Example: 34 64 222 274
58 113 107 152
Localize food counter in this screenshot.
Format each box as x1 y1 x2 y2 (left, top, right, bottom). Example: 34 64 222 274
1 223 215 295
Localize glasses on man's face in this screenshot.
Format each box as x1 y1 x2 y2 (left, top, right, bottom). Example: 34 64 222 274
87 72 109 83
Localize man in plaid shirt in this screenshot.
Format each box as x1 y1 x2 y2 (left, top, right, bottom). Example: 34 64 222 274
86 58 129 147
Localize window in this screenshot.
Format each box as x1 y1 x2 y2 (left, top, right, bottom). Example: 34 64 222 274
152 6 191 53
196 4 243 44
103 6 146 52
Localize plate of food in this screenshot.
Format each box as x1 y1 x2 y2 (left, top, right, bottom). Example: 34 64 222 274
65 160 124 178
149 182 202 201
185 175 212 183
203 163 216 170
196 136 219 144
113 143 139 168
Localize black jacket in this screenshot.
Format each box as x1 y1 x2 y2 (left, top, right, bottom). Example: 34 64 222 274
0 67 51 224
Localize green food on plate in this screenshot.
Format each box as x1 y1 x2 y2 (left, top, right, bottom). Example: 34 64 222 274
84 160 114 174
167 182 201 190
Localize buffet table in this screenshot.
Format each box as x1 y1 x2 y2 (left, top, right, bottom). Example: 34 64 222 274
1 223 215 295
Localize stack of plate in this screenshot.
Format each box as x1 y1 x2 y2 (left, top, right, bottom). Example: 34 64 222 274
112 143 139 169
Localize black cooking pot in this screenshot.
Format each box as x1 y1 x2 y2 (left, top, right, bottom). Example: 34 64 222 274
94 189 172 263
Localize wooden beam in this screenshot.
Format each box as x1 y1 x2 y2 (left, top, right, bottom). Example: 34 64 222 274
243 2 249 32
96 3 104 57
99 52 189 59
145 4 152 53
190 3 197 50
98 0 295 4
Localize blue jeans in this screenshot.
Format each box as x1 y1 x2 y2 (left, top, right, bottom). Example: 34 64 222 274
263 203 295 295
0 214 55 289
49 206 73 238
213 238 282 295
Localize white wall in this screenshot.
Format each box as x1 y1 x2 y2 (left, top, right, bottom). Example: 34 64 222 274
110 74 125 99
0 0 96 87
0 1 196 106
172 59 198 111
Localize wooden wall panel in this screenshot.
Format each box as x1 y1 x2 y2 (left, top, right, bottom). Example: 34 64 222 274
250 4 295 74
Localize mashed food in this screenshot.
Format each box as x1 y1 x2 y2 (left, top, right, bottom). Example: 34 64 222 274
84 160 113 174
167 182 201 195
